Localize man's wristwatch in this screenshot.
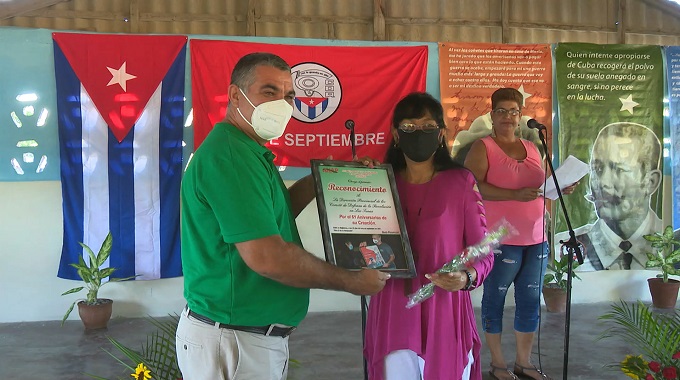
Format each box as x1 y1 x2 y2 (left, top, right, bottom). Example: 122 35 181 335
462 270 477 291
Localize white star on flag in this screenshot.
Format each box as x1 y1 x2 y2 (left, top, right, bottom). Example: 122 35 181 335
619 94 639 114
307 99 316 105
517 85 532 107
107 62 137 92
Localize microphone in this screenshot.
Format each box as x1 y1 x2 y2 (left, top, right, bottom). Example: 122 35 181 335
345 119 357 159
527 119 547 131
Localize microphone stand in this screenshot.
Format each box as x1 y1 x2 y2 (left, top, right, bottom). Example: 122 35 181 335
361 295 368 380
346 119 367 379
351 129 357 160
535 128 583 380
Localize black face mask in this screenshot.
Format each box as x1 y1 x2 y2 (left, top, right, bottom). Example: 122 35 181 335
398 130 440 162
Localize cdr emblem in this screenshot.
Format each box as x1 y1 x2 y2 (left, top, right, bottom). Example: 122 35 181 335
291 62 342 123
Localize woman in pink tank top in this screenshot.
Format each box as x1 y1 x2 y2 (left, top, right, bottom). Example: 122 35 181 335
464 88 576 380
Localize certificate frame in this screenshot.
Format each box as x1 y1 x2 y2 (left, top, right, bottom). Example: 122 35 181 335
310 159 416 278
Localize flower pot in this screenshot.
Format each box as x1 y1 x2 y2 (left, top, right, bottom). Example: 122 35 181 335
542 285 567 313
78 299 113 330
647 278 680 309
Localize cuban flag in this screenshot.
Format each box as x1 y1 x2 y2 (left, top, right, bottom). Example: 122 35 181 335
294 97 329 120
53 33 186 280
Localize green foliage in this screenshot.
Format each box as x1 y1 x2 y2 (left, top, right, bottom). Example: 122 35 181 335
60 232 137 325
87 315 182 380
598 300 680 373
543 253 581 291
644 225 680 283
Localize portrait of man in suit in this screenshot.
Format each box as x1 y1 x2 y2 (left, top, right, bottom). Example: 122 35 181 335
555 122 662 271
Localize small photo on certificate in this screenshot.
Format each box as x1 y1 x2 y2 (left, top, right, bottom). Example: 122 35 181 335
331 232 408 271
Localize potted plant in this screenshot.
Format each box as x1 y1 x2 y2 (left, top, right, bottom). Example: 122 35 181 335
598 300 680 379
644 225 680 309
61 232 136 330
542 253 581 313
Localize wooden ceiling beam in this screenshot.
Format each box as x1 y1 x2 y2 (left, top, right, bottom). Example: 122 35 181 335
501 0 510 43
246 0 256 36
129 0 139 33
0 0 69 20
618 0 626 44
373 0 385 41
638 0 680 20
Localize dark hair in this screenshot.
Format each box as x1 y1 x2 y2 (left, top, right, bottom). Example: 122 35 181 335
384 92 462 172
491 88 523 110
230 52 291 89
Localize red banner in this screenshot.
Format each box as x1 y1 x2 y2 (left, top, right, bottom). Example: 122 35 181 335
191 40 428 167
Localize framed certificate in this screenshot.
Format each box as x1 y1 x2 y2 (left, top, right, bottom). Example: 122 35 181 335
310 160 416 279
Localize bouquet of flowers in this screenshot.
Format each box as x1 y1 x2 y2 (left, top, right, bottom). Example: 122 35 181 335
406 218 517 308
620 353 679 380
599 300 680 380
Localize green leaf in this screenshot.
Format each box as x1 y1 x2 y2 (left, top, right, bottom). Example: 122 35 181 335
61 301 77 325
109 275 138 282
662 225 674 240
666 249 680 264
99 267 116 278
69 262 87 271
61 287 84 296
97 233 114 267
79 241 98 268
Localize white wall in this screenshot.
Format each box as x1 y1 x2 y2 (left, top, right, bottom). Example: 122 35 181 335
0 180 363 323
0 178 672 323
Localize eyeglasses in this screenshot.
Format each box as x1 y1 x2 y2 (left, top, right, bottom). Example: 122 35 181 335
398 123 440 133
492 108 521 117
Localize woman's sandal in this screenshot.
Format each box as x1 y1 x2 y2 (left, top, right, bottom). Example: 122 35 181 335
489 363 519 380
513 363 552 380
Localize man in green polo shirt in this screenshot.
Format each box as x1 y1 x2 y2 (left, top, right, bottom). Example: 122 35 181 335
176 52 390 380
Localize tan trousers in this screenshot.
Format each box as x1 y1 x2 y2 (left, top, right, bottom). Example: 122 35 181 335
176 308 289 380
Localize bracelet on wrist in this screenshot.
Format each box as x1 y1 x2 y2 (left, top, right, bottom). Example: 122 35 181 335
462 270 477 291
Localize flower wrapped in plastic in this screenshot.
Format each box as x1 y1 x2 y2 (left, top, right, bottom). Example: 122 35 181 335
406 218 517 309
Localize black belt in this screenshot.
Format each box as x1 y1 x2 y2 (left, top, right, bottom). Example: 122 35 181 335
186 309 296 338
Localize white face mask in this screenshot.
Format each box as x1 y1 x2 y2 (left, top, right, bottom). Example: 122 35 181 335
372 239 379 245
237 88 294 141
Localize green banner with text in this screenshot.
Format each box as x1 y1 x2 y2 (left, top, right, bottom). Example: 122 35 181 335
554 43 663 271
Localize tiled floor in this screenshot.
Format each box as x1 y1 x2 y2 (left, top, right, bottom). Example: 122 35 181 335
0 302 666 380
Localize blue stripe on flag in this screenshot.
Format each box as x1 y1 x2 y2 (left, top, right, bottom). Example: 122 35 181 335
159 46 185 278
108 129 136 278
55 43 85 279
294 98 302 114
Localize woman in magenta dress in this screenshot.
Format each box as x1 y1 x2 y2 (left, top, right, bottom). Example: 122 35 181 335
363 92 494 380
